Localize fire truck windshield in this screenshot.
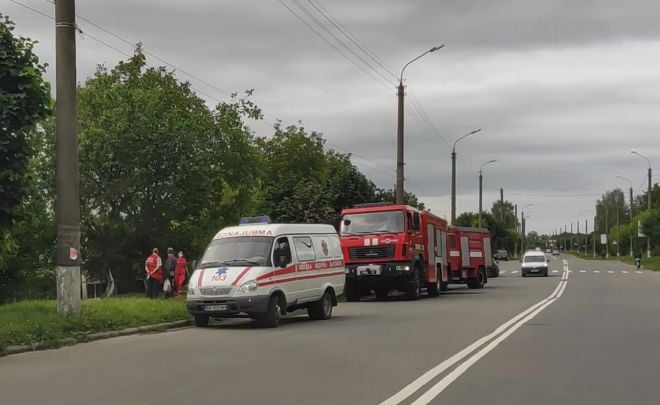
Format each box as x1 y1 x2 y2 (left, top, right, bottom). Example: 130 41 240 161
341 211 405 235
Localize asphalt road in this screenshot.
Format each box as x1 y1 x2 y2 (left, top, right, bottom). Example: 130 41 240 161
1 255 659 405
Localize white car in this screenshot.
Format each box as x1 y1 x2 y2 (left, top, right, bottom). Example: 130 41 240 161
187 216 345 328
521 251 549 277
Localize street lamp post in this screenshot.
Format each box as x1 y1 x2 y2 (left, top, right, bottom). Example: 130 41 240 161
616 175 634 257
478 159 497 228
520 203 534 256
451 128 482 224
395 44 444 204
631 150 652 258
585 209 595 258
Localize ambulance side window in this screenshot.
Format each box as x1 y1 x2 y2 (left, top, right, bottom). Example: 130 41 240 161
273 237 292 266
293 236 316 262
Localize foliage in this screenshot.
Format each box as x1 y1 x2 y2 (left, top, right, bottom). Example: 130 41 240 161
257 124 377 223
0 119 56 302
77 49 260 290
372 188 426 210
0 297 190 351
0 14 50 265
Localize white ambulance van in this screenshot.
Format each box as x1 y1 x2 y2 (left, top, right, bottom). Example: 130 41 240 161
186 216 345 328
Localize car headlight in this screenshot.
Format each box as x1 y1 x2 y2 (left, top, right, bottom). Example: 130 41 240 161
187 287 196 296
237 280 258 294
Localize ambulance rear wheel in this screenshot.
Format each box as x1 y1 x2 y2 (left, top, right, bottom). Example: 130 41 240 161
308 291 333 320
194 314 209 327
257 294 282 328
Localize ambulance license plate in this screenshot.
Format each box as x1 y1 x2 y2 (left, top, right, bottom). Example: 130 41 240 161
204 305 227 311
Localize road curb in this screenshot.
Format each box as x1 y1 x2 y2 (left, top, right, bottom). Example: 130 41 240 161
1 319 192 357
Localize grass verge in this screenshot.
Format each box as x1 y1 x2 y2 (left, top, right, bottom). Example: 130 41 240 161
572 252 660 271
0 296 191 352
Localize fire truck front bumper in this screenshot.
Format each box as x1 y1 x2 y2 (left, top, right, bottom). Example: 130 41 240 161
345 262 413 279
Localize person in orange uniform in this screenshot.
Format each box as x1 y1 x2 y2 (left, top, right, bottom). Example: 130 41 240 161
174 251 188 296
145 248 163 298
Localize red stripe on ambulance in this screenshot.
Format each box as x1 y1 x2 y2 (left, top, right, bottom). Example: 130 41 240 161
258 271 345 287
231 267 252 286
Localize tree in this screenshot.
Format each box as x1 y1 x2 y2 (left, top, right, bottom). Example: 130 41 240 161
77 49 260 290
373 188 426 210
0 14 50 227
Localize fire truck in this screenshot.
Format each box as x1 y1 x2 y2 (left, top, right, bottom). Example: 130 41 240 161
339 203 449 301
446 226 494 288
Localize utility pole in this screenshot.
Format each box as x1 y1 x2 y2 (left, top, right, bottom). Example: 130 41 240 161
478 171 482 227
570 222 573 253
585 218 588 257
396 45 444 205
593 216 596 258
629 185 634 257
577 220 580 254
605 202 609 258
55 0 81 314
616 196 620 257
499 188 504 249
395 80 404 204
513 204 518 257
648 166 652 258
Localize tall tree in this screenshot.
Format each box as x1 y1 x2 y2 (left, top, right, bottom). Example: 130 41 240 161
0 14 50 227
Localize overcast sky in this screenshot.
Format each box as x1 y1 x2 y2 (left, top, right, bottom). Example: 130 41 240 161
5 0 660 234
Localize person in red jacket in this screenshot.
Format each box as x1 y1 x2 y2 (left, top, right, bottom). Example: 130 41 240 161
174 251 188 295
145 248 163 299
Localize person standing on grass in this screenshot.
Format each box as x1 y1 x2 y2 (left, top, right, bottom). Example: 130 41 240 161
175 251 188 295
145 248 163 298
164 247 177 297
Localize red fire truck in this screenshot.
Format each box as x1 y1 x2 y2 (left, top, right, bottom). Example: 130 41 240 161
339 203 449 301
446 226 494 288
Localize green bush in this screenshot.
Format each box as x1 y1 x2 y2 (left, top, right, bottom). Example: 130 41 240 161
0 297 190 351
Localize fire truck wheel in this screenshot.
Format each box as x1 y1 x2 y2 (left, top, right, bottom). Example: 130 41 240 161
440 281 449 292
405 269 422 300
308 291 333 320
467 268 486 289
257 294 282 328
194 314 209 327
345 280 361 302
375 287 389 300
427 277 441 297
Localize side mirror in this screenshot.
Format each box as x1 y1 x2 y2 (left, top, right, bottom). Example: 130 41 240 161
192 260 198 269
278 256 289 268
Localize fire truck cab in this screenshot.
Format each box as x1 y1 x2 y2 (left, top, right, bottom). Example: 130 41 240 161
446 226 493 289
340 203 449 301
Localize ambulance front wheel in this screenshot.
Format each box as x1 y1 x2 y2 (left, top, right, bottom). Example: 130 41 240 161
257 294 283 328
194 314 209 327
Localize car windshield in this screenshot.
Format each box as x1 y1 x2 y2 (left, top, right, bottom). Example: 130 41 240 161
199 236 274 267
341 211 405 235
524 255 546 263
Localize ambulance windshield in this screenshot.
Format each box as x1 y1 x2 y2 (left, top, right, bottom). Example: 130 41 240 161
200 236 274 268
341 211 405 235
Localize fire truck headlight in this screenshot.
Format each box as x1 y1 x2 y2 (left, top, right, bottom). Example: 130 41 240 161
395 265 410 271
237 280 258 294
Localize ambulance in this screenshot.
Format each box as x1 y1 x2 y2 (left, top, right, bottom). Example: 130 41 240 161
186 216 345 328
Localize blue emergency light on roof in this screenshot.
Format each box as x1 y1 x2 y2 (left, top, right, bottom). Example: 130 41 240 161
239 215 271 226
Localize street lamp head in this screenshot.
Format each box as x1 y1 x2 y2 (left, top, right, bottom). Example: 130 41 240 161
430 44 445 53
470 128 482 135
479 159 498 172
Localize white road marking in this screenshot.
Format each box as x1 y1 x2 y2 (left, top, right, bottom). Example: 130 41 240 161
381 265 570 405
594 270 600 273
552 270 559 273
500 270 507 274
635 271 643 274
607 271 614 274
622 270 629 274
580 270 586 273
511 270 518 274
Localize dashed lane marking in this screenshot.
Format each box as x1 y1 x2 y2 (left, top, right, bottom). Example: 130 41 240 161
511 271 518 274
636 271 643 274
622 270 629 274
580 270 586 273
594 270 600 273
608 271 614 274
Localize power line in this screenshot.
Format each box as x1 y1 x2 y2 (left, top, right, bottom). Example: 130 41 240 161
408 92 451 148
303 0 397 80
17 0 399 189
275 0 391 89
